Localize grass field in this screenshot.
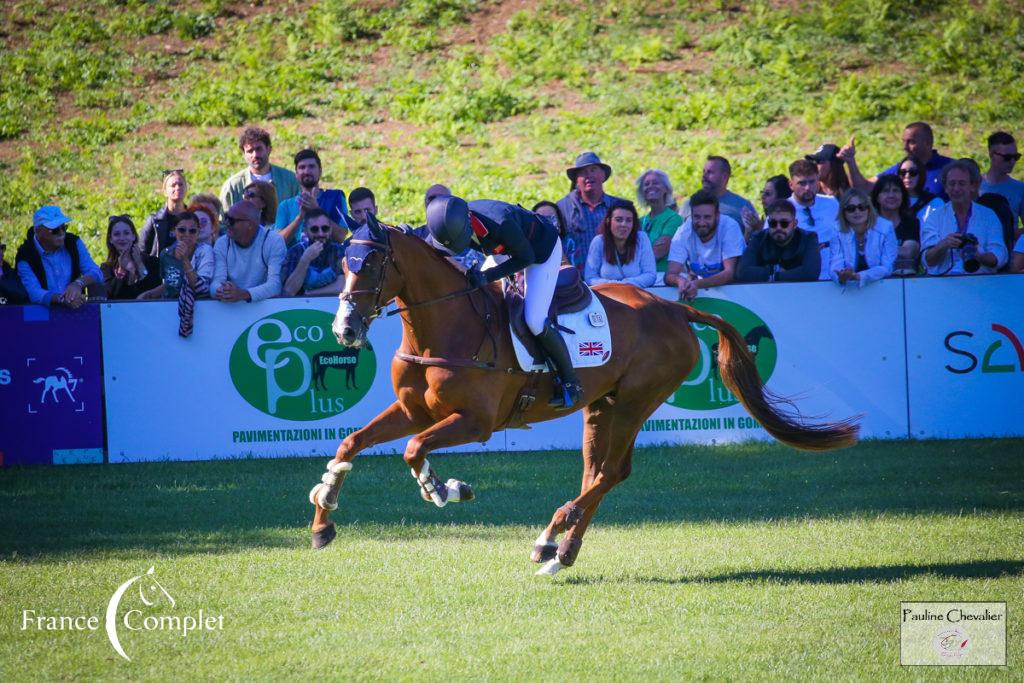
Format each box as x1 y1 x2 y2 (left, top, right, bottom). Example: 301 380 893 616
2 439 1021 680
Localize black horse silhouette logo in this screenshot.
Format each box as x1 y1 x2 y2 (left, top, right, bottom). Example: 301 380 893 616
710 325 774 379
311 347 365 391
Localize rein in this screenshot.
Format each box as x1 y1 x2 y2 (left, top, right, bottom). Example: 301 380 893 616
343 231 509 371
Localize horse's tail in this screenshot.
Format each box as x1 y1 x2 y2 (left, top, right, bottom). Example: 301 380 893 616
684 306 860 452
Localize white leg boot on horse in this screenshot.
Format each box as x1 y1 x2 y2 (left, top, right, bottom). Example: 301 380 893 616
310 401 424 550
404 413 484 508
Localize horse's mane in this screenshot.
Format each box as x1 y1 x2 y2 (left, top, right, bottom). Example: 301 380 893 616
381 223 470 278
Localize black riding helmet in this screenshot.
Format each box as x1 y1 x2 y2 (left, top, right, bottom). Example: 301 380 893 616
426 195 471 254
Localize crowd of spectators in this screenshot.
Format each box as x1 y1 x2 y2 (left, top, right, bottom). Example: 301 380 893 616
3 122 1023 314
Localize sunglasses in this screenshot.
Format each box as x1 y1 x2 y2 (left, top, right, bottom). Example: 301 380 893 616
996 152 1022 162
844 204 869 212
162 168 185 177
225 217 254 227
38 225 67 234
898 168 919 177
306 224 331 234
767 219 792 228
176 226 199 234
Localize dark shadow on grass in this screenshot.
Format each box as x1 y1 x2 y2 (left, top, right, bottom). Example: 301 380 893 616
1 439 1022 557
562 560 1024 586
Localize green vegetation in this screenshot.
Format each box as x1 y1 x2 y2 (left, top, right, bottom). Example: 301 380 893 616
1 439 1021 679
1 0 1022 256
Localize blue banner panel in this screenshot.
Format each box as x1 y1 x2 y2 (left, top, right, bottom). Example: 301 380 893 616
0 305 105 465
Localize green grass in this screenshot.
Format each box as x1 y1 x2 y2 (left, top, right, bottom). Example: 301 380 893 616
2 439 1021 680
2 0 1023 257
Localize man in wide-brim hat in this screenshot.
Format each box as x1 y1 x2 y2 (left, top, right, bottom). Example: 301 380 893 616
557 152 624 270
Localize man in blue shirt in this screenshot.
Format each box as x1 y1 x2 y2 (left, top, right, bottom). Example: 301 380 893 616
275 148 349 246
15 206 103 308
981 131 1024 239
842 122 954 199
556 152 624 270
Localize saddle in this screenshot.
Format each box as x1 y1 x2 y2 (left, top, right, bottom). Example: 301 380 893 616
505 266 593 365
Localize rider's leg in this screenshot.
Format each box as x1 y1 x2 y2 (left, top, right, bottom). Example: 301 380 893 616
524 239 582 409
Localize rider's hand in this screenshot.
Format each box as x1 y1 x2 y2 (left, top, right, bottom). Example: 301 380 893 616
466 265 488 289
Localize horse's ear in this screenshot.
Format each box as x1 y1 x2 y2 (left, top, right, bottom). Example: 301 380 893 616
367 212 383 240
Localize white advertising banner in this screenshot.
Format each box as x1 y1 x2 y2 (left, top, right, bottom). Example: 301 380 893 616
101 299 505 462
904 276 1024 438
508 280 910 451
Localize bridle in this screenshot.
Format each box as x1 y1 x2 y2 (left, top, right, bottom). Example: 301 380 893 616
341 227 479 325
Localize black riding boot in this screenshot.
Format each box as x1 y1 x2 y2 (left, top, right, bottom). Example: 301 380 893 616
535 323 583 410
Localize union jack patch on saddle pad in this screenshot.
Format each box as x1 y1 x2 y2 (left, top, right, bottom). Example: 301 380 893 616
508 295 613 372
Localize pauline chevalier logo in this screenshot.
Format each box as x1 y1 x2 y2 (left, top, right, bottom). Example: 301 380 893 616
21 565 224 662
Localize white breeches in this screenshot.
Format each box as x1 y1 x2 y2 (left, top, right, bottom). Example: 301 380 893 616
524 238 563 336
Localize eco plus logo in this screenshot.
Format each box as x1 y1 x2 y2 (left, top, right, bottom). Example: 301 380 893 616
666 298 777 410
229 310 375 421
944 324 1024 374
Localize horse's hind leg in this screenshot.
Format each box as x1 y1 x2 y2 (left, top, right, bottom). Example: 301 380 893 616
402 412 490 507
310 401 423 549
535 402 647 576
531 403 611 564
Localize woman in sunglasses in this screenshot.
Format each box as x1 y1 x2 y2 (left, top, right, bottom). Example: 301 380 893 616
101 215 161 300
897 157 943 225
830 189 896 288
242 181 278 230
140 169 189 257
138 212 214 300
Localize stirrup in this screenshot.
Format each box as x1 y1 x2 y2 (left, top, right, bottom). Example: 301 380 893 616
548 380 582 410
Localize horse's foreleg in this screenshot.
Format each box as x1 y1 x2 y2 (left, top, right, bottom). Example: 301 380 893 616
310 401 421 549
403 412 489 507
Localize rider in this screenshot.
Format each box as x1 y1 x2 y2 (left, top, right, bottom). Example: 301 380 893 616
426 196 583 409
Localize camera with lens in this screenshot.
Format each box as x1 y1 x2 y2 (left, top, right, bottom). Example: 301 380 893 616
959 232 980 273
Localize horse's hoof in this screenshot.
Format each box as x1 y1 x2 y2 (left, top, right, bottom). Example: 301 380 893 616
530 542 558 563
446 479 474 503
311 523 336 550
534 558 565 576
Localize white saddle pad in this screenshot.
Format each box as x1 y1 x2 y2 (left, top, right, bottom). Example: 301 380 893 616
509 295 613 372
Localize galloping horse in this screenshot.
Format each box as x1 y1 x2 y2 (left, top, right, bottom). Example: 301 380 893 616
309 216 859 574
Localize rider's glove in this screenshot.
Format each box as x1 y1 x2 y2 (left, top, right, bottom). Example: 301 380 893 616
466 265 488 289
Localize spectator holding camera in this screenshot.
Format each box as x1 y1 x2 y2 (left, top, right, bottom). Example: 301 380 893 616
829 189 896 288
101 215 160 300
921 160 1007 275
741 174 792 240
736 201 820 283
664 190 744 300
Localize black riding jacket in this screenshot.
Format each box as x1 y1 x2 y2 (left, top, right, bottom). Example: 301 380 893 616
466 200 558 283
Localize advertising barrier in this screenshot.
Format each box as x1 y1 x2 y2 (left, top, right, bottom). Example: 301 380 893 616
0 305 105 465
2 275 1017 465
100 299 505 462
904 276 1024 438
508 280 909 450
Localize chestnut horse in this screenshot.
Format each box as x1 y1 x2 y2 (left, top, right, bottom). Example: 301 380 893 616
309 217 859 575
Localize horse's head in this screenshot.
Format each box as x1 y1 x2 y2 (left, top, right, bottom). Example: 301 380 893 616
333 214 402 347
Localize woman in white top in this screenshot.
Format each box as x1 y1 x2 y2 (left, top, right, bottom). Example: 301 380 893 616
584 201 656 287
830 188 896 288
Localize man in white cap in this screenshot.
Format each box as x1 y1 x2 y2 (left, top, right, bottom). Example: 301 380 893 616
556 152 624 269
15 206 103 308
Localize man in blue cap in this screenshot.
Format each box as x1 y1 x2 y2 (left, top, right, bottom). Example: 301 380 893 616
427 196 582 409
556 152 625 270
16 206 103 308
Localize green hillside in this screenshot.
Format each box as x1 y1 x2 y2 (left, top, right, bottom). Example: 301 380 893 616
2 0 1023 254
